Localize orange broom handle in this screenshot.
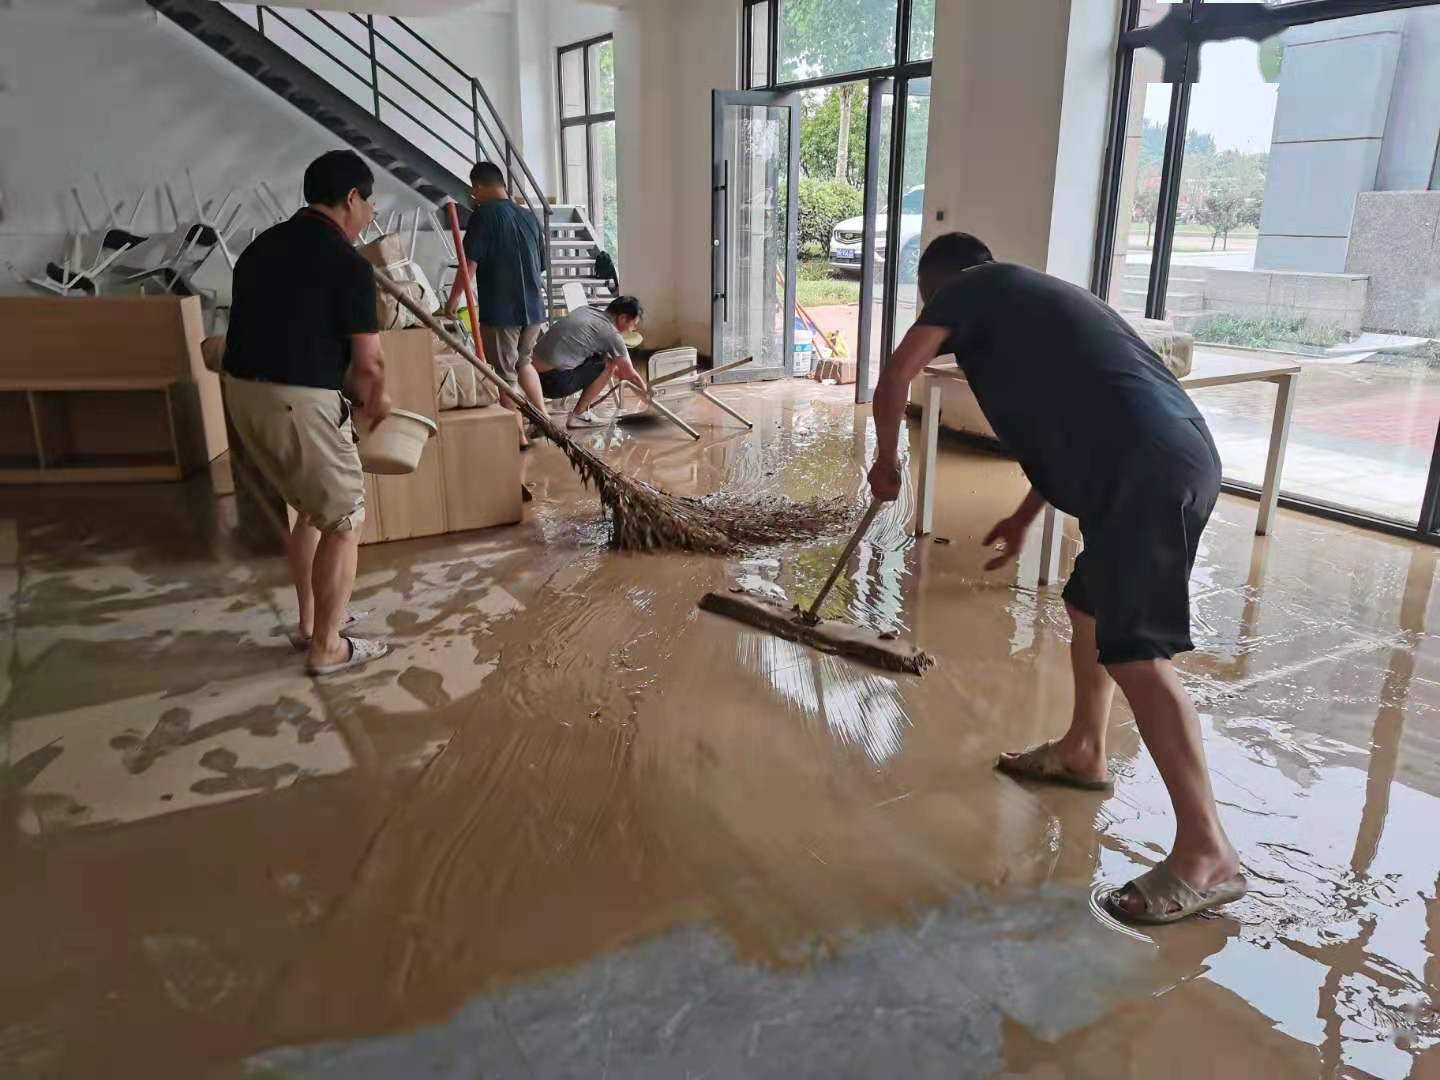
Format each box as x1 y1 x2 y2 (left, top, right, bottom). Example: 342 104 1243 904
447 200 487 366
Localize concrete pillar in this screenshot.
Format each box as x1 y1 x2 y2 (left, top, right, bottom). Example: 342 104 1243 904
614 0 739 348
920 0 1119 286
1255 12 1404 272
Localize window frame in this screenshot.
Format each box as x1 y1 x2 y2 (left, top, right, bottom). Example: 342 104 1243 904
1091 0 1440 543
742 0 932 93
556 33 617 244
740 0 935 393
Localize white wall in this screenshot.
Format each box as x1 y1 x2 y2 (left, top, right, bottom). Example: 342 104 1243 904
0 1 432 297
613 0 739 348
406 8 519 141
0 0 491 297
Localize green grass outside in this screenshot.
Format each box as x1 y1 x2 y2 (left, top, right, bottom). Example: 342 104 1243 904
1195 313 1348 350
796 257 861 307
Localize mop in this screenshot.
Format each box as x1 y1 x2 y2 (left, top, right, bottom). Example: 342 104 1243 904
371 203 849 555
698 499 935 676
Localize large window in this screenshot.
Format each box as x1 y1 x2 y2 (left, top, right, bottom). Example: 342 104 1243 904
743 0 933 399
556 35 618 257
1098 0 1440 538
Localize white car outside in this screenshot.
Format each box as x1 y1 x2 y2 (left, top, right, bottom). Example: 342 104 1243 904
828 186 925 277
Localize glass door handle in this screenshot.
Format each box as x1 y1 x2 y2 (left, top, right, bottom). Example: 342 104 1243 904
713 159 728 321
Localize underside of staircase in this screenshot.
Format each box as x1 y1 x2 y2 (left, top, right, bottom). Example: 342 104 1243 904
146 0 470 211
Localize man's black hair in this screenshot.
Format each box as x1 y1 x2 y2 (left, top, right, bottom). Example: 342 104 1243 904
303 150 374 207
606 296 644 320
918 232 995 279
470 161 506 188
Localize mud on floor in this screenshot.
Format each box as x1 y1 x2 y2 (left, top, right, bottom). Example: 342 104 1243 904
0 383 1437 1078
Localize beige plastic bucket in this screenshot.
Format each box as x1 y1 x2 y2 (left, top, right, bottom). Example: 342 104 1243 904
357 408 438 475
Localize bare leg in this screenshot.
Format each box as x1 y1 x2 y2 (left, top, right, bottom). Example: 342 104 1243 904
1057 605 1116 778
516 363 546 416
999 603 1114 782
306 527 360 669
286 518 321 639
497 383 530 448
1106 658 1240 913
571 369 613 416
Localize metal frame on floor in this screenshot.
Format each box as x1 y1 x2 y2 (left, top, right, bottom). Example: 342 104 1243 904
1092 0 1440 543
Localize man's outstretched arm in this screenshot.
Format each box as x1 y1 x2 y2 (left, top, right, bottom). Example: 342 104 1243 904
868 324 952 501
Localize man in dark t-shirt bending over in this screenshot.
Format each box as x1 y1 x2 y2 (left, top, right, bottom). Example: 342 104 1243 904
868 232 1245 926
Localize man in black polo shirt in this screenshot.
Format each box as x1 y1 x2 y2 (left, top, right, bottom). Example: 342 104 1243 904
224 149 391 677
868 233 1245 926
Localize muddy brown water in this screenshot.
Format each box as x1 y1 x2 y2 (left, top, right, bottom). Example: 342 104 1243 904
0 383 1437 1077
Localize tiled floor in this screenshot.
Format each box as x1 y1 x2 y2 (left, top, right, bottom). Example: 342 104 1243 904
0 381 1437 1078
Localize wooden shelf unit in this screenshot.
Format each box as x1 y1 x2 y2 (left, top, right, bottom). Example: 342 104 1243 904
0 380 189 485
0 295 225 486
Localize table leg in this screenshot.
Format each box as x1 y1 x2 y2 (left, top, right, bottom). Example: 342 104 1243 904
699 388 753 429
1257 371 1296 536
1038 506 1063 587
914 377 941 537
645 393 701 440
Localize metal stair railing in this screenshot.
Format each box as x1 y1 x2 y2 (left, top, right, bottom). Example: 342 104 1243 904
229 4 551 254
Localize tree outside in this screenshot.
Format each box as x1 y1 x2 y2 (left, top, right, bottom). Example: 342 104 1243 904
1128 119 1269 255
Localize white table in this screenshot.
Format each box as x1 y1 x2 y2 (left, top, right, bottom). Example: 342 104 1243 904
913 352 1302 584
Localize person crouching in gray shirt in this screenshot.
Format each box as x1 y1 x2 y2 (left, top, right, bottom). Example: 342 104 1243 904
532 296 649 429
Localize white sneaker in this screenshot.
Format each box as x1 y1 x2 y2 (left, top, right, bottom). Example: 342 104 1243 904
567 410 603 430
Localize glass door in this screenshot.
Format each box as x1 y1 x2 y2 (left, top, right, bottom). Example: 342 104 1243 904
855 77 893 401
711 91 800 380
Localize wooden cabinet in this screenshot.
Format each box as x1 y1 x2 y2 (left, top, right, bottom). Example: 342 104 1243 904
0 295 225 484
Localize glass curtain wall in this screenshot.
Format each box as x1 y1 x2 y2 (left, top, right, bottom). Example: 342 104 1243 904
557 35 619 257
1099 0 1440 536
743 0 934 401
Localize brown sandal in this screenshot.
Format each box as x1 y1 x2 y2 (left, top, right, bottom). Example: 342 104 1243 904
1106 863 1249 925
995 740 1114 792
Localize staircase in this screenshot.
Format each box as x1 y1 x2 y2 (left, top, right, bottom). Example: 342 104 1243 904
548 206 617 316
145 0 551 269
1118 264 1209 331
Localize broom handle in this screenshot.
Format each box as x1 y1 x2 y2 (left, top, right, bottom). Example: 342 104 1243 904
373 267 554 434
805 498 883 623
445 201 487 366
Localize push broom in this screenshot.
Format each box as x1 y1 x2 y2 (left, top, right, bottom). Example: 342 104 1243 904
698 499 935 675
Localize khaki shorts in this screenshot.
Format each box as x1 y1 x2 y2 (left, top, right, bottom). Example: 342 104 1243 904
479 323 542 384
223 375 365 533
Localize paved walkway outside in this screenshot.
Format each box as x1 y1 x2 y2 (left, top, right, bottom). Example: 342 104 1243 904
1193 345 1440 523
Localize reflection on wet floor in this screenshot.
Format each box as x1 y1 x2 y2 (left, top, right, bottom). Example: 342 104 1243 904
0 382 1437 1077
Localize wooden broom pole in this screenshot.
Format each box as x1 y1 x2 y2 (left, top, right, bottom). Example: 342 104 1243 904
445 200 487 366
374 267 551 432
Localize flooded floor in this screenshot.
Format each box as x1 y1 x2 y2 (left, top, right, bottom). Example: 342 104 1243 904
1 381 1437 1078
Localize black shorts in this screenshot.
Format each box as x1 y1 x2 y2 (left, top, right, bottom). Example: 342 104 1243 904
538 353 607 399
1061 418 1221 666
